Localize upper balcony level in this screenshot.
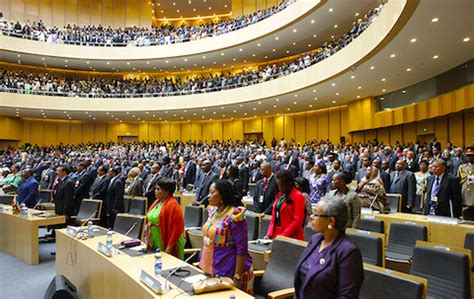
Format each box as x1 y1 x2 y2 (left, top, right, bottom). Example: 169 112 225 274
0 0 380 71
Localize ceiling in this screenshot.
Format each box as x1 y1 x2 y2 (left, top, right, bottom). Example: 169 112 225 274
1 0 473 122
152 0 232 20
1 0 379 72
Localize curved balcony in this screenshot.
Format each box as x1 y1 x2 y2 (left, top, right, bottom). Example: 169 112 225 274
0 0 318 62
0 0 409 116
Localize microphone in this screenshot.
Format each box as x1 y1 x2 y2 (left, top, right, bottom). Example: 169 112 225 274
368 195 378 210
162 250 199 293
115 222 138 248
74 211 97 238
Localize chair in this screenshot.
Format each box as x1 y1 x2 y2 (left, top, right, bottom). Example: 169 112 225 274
71 199 102 226
386 193 402 213
38 189 53 203
359 218 385 234
123 196 132 213
464 232 474 271
113 213 145 240
304 225 315 242
347 229 385 267
246 212 260 241
184 205 203 229
128 197 147 215
0 194 15 205
360 264 427 299
253 236 308 299
411 242 471 299
249 215 272 270
386 222 427 263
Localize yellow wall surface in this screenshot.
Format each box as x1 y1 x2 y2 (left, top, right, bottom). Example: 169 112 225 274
0 0 152 28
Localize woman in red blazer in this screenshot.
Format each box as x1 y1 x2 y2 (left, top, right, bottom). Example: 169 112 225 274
265 169 306 241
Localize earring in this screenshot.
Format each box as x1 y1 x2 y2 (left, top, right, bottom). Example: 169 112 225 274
328 225 333 229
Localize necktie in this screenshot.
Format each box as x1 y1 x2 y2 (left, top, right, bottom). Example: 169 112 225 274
429 177 440 215
432 176 440 197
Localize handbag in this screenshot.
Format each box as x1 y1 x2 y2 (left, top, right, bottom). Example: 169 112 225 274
192 276 234 294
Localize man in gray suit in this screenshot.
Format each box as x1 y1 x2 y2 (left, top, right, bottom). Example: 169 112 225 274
125 167 143 197
39 161 55 190
389 160 416 213
193 160 218 206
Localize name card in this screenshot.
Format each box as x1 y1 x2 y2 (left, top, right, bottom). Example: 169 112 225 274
355 229 371 235
361 208 373 215
66 226 80 237
427 215 459 225
97 242 113 257
140 270 163 294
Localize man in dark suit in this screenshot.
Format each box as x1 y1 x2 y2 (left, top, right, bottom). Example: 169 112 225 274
251 162 278 214
85 158 97 180
73 162 94 212
143 164 161 208
372 159 390 194
182 156 196 188
356 156 371 183
39 161 55 190
236 156 249 194
450 148 464 176
126 167 144 196
159 156 174 178
89 165 110 200
389 160 416 213
53 165 76 218
382 146 398 171
405 151 419 173
193 159 218 206
16 169 39 208
106 166 125 228
423 159 462 218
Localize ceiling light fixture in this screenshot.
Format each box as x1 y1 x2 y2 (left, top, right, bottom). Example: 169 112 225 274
431 17 439 22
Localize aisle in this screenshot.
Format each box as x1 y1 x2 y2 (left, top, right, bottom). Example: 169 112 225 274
0 229 56 299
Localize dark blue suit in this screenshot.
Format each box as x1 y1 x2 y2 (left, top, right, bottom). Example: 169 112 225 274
17 177 39 208
106 177 124 227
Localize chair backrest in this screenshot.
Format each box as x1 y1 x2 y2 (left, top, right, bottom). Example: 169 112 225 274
128 197 147 215
76 199 102 223
258 216 272 239
246 213 260 241
386 193 402 213
411 242 471 299
347 229 385 267
387 222 427 259
0 194 15 205
304 225 315 242
113 213 145 240
464 232 474 260
39 190 52 203
258 236 308 295
123 196 132 213
184 205 203 228
359 218 385 234
360 264 427 299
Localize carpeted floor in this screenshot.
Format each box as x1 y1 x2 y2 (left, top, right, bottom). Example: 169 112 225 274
0 229 57 299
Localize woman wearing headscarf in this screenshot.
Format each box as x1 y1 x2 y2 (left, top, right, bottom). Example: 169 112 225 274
356 166 388 212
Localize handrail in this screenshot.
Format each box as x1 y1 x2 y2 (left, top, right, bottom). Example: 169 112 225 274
0 0 294 48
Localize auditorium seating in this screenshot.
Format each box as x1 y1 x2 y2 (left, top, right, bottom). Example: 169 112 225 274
358 218 385 234
346 229 385 267
0 194 15 205
464 232 474 271
410 242 471 299
183 205 203 229
113 213 145 240
248 215 273 270
127 197 147 215
386 193 402 213
71 199 102 226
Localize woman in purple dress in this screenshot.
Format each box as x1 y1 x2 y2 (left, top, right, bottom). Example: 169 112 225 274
309 160 332 204
199 180 253 294
294 196 364 298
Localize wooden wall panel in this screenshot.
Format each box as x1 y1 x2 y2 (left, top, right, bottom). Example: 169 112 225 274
202 123 212 142
317 110 329 141
273 116 284 140
305 112 317 141
464 110 474 146
403 123 416 144
294 114 306 144
82 123 95 143
222 121 233 141
77 0 90 26
181 123 191 141
434 118 448 146
148 123 161 141
190 123 202 141
30 121 45 145
95 123 107 142
448 114 463 147
125 0 139 27
170 123 181 141
113 0 126 28
364 130 376 144
102 0 114 26
262 117 274 144
211 121 223 141
244 118 262 133
340 107 350 143
52 0 65 27
70 122 82 144
284 115 294 141
232 120 244 141
57 121 70 144
390 125 403 145
352 132 364 144
138 123 149 142
43 121 57 146
106 123 118 142
64 0 78 25
160 123 170 141
376 128 389 145
328 108 340 144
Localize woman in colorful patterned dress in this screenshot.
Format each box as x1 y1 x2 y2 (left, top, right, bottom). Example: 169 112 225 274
414 160 430 212
199 179 253 294
309 161 332 204
145 177 185 259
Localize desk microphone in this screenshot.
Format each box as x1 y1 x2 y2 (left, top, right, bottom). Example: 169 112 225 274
368 195 378 210
162 250 199 292
31 198 45 211
115 222 138 248
74 211 97 238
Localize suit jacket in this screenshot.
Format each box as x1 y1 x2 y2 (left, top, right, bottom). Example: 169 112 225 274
160 165 174 178
17 177 39 208
89 175 110 200
380 170 391 194
423 173 462 218
389 170 416 212
127 177 144 197
450 156 463 177
266 187 305 240
87 166 97 180
143 174 162 204
195 171 218 206
252 175 278 215
405 159 419 173
238 164 249 192
106 177 125 214
356 167 367 183
39 168 55 190
74 170 93 206
183 161 196 187
54 175 76 216
294 233 364 299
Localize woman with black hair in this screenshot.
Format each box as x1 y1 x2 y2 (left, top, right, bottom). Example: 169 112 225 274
226 165 244 204
309 160 331 204
295 176 312 225
264 169 306 241
199 180 253 294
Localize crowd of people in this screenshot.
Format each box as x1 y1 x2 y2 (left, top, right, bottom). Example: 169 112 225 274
1 136 472 296
0 0 293 47
0 3 384 98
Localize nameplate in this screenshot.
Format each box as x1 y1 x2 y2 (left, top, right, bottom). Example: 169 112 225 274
97 242 113 257
363 215 375 219
404 221 417 225
426 215 459 225
355 229 371 235
139 270 162 294
434 245 451 251
361 208 373 215
66 226 80 237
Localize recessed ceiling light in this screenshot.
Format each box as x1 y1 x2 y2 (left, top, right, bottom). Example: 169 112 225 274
220 52 225 56
41 57 45 60
410 38 417 43
382 89 386 92
336 92 339 96
309 105 313 108
331 83 336 86
463 37 470 42
406 68 412 72
390 54 396 58
184 58 188 62
381 78 386 82
350 75 355 79
293 29 297 33
402 90 407 94
357 95 360 99
258 101 261 104
332 100 336 104
292 42 296 46
313 34 317 38
244 113 247 116
275 37 279 40
431 17 439 23
358 86 362 89
273 105 277 108
313 89 317 93
293 101 297 105
370 66 375 70
165 60 169 63
334 24 338 28
294 94 298 97
433 55 439 59
287 108 291 111
329 8 333 12
257 43 261 47
311 19 315 24
275 98 279 101
239 48 243 52
355 12 359 16
253 108 256 111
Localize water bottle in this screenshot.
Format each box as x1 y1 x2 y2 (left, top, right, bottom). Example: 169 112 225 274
154 248 163 276
106 230 113 247
87 221 94 237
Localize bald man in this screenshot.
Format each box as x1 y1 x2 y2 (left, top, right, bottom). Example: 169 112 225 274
193 160 218 206
251 162 278 214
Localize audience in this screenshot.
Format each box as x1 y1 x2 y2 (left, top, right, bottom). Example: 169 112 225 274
125 167 143 196
199 180 253 294
0 0 293 47
145 177 185 259
294 197 364 298
0 4 383 99
459 147 473 220
1 164 22 193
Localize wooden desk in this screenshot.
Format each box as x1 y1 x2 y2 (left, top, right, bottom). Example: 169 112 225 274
0 204 65 265
362 212 474 248
56 229 253 299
